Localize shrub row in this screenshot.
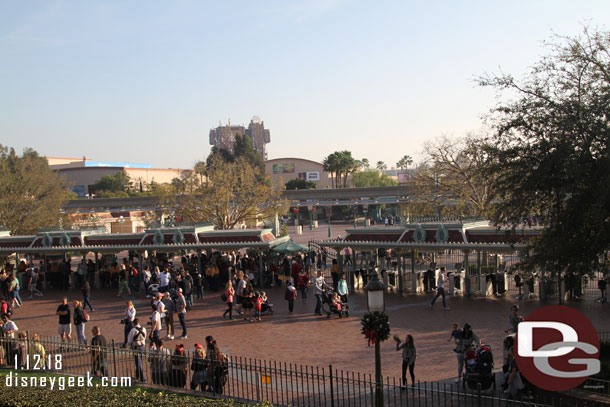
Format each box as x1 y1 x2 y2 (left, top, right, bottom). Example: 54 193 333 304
0 373 263 407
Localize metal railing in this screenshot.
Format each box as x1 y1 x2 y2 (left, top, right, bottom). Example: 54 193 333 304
0 335 568 406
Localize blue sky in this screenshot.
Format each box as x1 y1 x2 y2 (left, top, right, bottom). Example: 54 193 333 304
1 1 608 169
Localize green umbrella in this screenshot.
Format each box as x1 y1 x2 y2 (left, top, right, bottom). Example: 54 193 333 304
272 240 310 254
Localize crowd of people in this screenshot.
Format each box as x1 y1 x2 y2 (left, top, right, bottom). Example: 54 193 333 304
0 249 535 400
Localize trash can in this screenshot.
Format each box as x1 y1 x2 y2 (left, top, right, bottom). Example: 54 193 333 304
454 273 462 291
447 272 455 295
496 272 506 294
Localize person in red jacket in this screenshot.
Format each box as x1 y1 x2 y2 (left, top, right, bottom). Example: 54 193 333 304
290 259 301 286
297 270 309 303
284 281 298 313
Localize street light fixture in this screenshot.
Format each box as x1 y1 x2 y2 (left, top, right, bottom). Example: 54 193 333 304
366 269 385 407
118 215 125 234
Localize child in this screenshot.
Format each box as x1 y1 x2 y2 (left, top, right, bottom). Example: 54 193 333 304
448 323 462 353
284 281 297 313
253 292 263 321
330 292 342 311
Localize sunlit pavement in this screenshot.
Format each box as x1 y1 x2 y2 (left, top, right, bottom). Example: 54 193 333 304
12 278 609 383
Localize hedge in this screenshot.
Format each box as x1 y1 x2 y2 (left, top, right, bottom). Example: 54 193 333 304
0 372 265 407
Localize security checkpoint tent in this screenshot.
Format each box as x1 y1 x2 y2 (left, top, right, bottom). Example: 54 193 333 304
319 221 539 296
272 241 310 254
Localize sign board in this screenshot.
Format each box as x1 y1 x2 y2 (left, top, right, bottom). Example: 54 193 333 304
306 171 320 181
398 173 409 182
273 163 295 174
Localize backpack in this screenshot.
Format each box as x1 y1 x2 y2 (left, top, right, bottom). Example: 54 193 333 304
134 327 145 342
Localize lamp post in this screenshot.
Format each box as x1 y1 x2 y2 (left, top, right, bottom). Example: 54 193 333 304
327 206 332 238
366 269 385 407
118 216 125 233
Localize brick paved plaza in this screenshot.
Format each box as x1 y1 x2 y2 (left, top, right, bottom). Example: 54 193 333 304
9 255 610 384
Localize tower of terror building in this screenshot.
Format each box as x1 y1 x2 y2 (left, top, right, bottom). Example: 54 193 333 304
209 116 270 160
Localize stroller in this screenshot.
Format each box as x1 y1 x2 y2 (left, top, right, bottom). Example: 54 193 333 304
463 344 495 391
320 291 349 319
147 283 160 298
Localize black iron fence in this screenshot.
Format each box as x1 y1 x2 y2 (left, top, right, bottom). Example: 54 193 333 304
0 334 589 406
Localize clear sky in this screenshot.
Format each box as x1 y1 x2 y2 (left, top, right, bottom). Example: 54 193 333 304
1 1 608 169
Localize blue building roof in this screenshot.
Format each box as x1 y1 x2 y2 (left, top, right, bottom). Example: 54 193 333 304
84 161 152 169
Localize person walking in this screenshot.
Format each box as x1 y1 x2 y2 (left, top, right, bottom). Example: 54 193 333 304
314 271 332 316
8 275 22 309
56 297 71 345
81 281 94 312
430 267 450 310
127 318 147 382
456 323 480 383
150 303 163 344
117 265 131 297
122 300 136 347
394 334 416 388
222 281 235 319
337 273 349 304
330 259 340 291
297 269 309 303
73 300 88 345
505 305 523 334
285 281 297 313
176 288 187 339
162 292 175 340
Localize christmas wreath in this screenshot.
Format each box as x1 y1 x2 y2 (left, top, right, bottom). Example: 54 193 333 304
361 312 391 346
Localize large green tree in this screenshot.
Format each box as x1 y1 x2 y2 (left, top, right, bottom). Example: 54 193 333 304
285 178 316 190
234 134 264 171
178 155 281 229
91 172 131 195
352 169 398 187
0 146 70 234
322 151 358 188
480 27 610 280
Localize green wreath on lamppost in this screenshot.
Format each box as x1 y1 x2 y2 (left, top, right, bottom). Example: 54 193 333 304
361 269 390 407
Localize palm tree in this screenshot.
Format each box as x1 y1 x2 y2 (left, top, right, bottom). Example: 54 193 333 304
323 153 340 188
397 155 413 170
376 161 387 171
361 158 370 169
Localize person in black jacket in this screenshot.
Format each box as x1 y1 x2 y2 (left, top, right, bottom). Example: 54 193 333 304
82 281 94 311
73 300 87 345
90 326 107 376
190 344 208 390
